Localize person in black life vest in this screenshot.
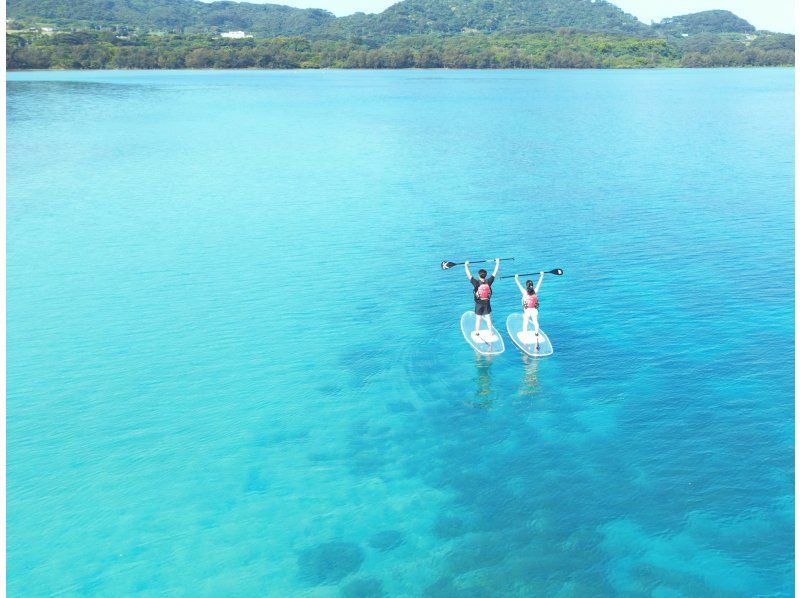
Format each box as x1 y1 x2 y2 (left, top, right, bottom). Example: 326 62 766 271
465 258 500 334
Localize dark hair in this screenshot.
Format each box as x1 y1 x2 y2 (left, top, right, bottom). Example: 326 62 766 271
478 269 488 278
526 280 535 294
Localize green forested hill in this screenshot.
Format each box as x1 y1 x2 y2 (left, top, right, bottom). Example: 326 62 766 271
5 0 652 35
5 0 795 69
654 10 756 35
6 0 336 35
327 0 647 36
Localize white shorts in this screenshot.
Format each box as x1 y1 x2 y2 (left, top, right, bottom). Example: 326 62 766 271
524 307 538 317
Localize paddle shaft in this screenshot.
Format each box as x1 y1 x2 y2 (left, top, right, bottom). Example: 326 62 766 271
500 269 563 280
442 258 514 270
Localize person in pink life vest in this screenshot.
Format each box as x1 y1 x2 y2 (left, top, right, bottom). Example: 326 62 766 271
465 258 500 334
515 272 544 338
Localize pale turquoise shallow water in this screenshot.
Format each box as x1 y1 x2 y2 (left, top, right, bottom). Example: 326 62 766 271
7 69 794 596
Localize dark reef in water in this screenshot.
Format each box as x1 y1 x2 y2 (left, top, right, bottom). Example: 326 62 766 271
340 576 384 597
368 529 405 552
433 515 467 539
297 541 364 585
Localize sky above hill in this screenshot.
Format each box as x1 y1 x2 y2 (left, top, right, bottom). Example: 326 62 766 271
239 0 795 33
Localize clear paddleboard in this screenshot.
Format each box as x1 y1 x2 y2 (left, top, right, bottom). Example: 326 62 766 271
460 311 505 355
506 312 554 357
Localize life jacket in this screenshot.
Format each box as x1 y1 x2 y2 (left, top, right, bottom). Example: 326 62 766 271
524 293 539 309
476 282 492 302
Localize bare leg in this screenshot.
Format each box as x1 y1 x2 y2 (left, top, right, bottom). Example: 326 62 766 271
485 314 493 333
532 310 540 336
474 314 482 333
523 310 530 333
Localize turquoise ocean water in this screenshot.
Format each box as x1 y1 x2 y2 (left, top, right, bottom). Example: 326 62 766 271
7 69 794 595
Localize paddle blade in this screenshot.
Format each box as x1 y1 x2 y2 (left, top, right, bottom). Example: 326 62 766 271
550 268 564 276
441 261 457 270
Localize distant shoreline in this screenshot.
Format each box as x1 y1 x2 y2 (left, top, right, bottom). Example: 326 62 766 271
7 65 794 72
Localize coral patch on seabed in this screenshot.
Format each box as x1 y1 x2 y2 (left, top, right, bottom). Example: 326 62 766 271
368 530 405 552
433 515 467 539
297 541 365 585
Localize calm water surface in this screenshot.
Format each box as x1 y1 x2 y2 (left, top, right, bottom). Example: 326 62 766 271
7 69 794 596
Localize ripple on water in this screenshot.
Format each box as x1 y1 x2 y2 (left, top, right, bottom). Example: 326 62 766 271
386 400 417 413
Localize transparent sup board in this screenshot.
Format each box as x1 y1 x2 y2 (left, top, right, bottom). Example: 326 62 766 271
506 312 554 357
460 311 505 355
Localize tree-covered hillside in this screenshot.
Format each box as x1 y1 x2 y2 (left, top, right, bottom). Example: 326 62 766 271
5 0 651 35
654 10 756 35
5 0 794 69
327 0 647 36
6 0 336 35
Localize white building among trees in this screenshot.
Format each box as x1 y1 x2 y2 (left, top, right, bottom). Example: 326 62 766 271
220 31 252 39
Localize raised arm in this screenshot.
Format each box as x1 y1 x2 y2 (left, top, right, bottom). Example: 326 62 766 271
514 274 526 294
492 258 500 278
464 261 472 280
535 272 545 294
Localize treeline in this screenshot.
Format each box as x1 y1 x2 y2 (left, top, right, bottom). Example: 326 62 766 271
676 33 794 67
7 30 794 70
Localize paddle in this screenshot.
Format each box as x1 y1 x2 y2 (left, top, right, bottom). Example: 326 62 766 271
474 330 492 347
500 268 563 279
441 258 514 270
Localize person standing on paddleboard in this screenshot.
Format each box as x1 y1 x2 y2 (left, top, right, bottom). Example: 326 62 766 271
465 259 500 334
514 272 544 338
